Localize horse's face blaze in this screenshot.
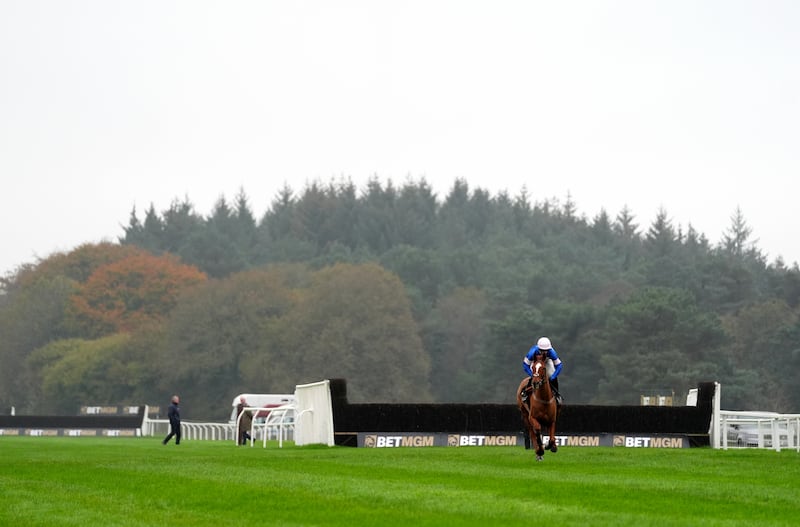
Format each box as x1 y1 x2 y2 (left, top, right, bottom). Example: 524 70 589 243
531 362 546 389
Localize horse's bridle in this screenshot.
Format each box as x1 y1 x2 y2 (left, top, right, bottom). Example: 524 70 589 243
530 362 547 390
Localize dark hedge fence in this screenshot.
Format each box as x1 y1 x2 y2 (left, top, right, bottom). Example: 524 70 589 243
330 379 716 447
0 407 145 430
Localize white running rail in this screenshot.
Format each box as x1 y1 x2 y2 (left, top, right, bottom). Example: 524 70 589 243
144 419 236 441
718 411 800 451
705 384 800 451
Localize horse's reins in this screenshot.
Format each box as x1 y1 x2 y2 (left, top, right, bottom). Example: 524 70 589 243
529 362 555 406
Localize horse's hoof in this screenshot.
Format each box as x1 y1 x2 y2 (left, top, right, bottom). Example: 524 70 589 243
536 456 544 461
550 445 558 453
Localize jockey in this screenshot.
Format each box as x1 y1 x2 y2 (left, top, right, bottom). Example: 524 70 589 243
521 336 563 405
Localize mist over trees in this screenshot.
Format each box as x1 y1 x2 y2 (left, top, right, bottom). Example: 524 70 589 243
2 178 799 419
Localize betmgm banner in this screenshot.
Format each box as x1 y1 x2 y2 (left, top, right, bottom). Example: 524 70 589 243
357 432 690 448
0 428 141 437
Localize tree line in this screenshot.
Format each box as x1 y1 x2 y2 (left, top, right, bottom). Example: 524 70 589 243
2 177 799 419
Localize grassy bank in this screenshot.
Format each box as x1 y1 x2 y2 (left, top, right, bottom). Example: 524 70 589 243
1 437 798 526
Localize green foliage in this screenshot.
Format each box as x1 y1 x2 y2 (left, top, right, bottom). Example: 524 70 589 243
721 301 800 410
595 287 728 404
0 243 143 411
27 334 132 414
422 287 488 401
380 244 444 302
6 179 800 414
248 263 432 405
152 262 431 419
0 274 76 410
160 267 304 419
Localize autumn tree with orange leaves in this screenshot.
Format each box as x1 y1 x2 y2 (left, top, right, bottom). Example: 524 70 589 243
67 252 207 337
0 243 157 410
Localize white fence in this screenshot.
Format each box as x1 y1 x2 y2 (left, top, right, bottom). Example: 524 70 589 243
143 415 236 441
717 411 800 451
705 383 800 452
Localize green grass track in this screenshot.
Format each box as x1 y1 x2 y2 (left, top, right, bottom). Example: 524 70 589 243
1 437 798 526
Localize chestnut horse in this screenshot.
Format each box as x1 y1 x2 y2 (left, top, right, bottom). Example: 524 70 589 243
516 357 558 461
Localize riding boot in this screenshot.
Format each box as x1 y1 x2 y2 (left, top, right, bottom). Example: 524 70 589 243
550 378 562 405
521 377 532 402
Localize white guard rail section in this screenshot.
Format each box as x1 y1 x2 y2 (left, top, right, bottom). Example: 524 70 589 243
145 419 236 441
236 404 296 448
718 411 800 452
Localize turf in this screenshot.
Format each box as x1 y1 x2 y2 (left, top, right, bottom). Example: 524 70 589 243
1 437 798 526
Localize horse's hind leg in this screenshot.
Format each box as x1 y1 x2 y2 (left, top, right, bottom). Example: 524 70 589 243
519 412 531 450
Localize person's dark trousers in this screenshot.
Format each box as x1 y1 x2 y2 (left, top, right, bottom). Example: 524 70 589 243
163 424 181 445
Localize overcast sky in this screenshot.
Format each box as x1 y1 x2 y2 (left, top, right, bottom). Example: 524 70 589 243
2 1 799 277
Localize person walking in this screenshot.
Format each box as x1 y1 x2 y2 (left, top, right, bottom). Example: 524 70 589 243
162 395 181 445
236 396 253 446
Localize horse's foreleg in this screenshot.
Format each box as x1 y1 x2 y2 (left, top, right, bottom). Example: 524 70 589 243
530 417 545 459
547 420 558 453
535 431 544 461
